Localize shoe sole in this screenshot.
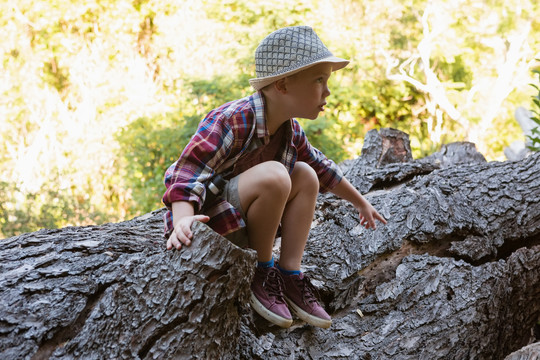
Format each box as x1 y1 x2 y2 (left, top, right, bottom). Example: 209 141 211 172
284 296 332 329
250 292 293 328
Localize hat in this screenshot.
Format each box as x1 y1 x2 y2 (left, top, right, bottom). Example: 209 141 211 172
249 26 349 91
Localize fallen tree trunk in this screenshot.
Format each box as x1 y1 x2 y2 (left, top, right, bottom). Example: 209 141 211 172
0 214 256 359
1 129 539 359
505 342 540 359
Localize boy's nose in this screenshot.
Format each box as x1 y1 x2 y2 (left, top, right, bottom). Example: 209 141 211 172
324 85 330 97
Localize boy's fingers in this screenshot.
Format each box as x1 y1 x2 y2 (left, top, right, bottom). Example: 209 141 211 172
177 226 192 245
167 215 209 251
167 234 182 251
194 215 210 223
174 234 187 249
166 229 191 251
181 224 192 240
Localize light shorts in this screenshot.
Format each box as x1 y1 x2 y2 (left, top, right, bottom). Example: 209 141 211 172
221 175 249 248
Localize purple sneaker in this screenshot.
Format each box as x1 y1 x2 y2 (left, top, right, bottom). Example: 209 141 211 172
282 272 332 328
250 267 292 328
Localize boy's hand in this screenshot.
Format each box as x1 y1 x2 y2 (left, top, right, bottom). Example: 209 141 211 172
330 177 387 230
167 215 210 250
356 202 387 230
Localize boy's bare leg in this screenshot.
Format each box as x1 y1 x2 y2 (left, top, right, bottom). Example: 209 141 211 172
238 161 291 262
239 160 323 328
279 161 319 271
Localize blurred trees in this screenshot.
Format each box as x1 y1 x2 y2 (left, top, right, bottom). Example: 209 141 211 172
526 61 540 151
1 0 539 237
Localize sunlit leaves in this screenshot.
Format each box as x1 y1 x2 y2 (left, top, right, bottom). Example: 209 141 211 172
526 64 540 151
1 0 539 237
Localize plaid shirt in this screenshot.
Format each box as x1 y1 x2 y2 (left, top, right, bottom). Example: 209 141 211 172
162 91 343 238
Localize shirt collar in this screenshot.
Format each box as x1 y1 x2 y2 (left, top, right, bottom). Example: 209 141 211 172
251 91 295 142
250 91 268 139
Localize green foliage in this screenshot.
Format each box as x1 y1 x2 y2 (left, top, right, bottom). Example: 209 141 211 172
1 0 540 238
116 112 197 215
115 73 253 217
299 116 347 162
42 58 70 94
188 74 252 108
204 0 312 28
0 177 110 238
526 63 540 151
436 55 473 88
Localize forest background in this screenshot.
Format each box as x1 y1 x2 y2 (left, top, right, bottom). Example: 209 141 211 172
1 0 539 238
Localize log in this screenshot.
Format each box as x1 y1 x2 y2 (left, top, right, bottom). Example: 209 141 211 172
505 342 540 359
0 213 256 359
1 128 539 360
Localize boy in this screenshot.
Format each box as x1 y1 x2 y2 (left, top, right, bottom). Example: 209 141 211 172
162 26 386 329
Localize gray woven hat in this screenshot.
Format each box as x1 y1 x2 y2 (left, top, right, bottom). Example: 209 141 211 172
249 26 349 91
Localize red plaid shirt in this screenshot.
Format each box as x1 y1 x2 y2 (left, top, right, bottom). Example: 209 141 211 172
162 91 343 238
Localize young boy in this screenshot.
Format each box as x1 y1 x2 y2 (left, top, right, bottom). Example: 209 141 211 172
162 26 386 329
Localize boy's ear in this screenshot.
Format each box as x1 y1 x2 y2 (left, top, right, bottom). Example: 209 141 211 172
274 77 288 94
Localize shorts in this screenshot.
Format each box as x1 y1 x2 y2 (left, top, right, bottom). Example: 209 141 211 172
221 175 249 248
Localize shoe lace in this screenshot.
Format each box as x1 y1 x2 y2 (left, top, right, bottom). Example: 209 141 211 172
296 275 321 305
263 268 286 302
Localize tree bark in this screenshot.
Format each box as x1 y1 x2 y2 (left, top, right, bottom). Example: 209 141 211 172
505 342 540 359
1 129 539 360
0 213 256 359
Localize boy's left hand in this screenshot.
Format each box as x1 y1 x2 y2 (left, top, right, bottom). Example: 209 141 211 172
356 202 387 230
329 176 387 230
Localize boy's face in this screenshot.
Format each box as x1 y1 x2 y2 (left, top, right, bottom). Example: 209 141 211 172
284 63 333 120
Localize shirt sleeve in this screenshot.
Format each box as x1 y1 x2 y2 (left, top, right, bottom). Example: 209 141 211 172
291 119 343 192
162 110 236 211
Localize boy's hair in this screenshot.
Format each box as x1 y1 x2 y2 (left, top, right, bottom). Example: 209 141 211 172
249 26 349 91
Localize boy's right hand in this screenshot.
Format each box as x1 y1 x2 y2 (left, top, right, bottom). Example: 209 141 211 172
166 215 210 250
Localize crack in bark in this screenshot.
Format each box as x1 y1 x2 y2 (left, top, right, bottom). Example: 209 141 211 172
496 233 540 262
30 283 113 360
353 232 540 303
137 314 189 359
354 239 452 300
367 168 436 193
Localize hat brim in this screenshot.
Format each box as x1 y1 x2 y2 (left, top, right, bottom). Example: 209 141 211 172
249 56 349 91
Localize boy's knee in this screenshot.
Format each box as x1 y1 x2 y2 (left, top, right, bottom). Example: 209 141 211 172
262 161 291 193
295 161 317 178
293 162 319 191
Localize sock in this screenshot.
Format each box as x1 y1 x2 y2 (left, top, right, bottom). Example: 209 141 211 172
277 263 301 276
257 257 274 268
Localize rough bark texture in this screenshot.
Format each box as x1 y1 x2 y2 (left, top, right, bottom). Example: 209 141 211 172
505 342 540 360
1 128 539 360
1 214 256 359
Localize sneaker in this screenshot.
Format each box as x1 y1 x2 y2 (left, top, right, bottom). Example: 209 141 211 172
250 267 293 328
281 272 332 328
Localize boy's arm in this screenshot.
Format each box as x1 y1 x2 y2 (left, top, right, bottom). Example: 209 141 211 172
289 121 386 228
291 120 343 192
330 177 387 229
166 201 209 250
162 112 236 218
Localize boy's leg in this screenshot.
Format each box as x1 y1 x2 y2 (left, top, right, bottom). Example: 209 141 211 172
279 161 319 271
237 161 293 328
236 160 318 262
278 161 333 328
236 160 330 328
237 161 291 262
